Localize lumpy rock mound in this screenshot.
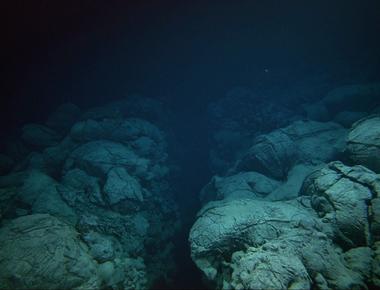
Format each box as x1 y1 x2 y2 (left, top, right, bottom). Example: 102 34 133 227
0 98 180 289
346 114 380 173
190 113 380 289
0 214 100 289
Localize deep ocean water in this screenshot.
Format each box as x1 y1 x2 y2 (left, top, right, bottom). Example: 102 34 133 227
1 1 380 289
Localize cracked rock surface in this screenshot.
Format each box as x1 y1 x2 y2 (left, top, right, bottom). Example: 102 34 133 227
346 114 380 173
0 214 100 289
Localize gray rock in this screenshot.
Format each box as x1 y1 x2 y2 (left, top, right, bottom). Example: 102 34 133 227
200 172 280 203
344 247 372 281
122 257 148 290
42 136 77 173
373 242 380 287
21 124 61 147
236 130 297 179
229 247 310 290
21 170 77 224
32 189 77 225
60 168 105 206
77 212 145 256
202 164 321 203
0 170 76 224
189 198 365 289
131 136 157 157
235 120 346 179
98 257 148 290
64 140 149 179
0 101 180 288
104 167 144 204
269 163 322 200
346 114 380 173
300 161 379 247
0 214 99 289
282 120 346 163
83 231 116 262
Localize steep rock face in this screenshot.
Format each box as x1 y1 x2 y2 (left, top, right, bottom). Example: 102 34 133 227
346 114 380 173
0 214 100 290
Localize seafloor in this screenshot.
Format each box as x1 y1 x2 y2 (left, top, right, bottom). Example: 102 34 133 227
0 83 379 289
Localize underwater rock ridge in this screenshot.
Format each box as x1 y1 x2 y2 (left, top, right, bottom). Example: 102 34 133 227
190 101 380 289
0 98 180 290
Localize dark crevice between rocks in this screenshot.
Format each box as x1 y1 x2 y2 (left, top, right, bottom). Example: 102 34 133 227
153 112 211 289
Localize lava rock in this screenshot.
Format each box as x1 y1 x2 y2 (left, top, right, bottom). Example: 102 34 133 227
64 140 149 179
235 120 346 179
104 166 144 204
0 214 100 289
300 161 380 247
346 114 380 173
189 198 367 289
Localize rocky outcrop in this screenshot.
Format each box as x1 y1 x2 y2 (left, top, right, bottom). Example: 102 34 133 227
0 100 180 289
190 194 373 289
0 214 100 289
346 114 380 173
191 99 380 290
300 161 379 246
235 120 346 179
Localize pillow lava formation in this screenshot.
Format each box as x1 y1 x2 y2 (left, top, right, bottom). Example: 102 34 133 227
0 100 180 290
190 115 380 289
